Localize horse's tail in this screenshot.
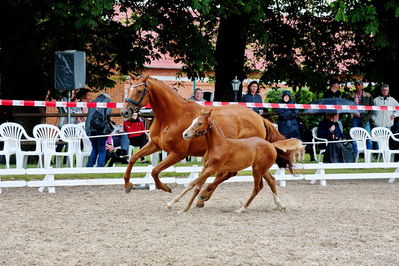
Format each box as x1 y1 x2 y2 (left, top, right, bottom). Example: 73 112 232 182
272 138 303 174
262 118 286 143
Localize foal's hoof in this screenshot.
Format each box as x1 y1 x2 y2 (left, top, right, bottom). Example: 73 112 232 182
124 182 134 193
196 201 205 208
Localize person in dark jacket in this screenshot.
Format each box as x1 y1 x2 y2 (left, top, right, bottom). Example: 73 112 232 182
241 81 263 114
85 93 111 167
276 91 301 139
317 113 345 163
324 79 342 98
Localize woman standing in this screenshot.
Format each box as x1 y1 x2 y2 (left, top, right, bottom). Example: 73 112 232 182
276 91 301 139
241 81 263 114
85 93 111 167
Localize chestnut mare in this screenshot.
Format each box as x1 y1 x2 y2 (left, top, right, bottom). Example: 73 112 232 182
166 109 302 212
121 74 298 196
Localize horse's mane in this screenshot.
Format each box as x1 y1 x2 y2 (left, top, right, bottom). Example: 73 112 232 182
209 119 226 139
149 77 192 103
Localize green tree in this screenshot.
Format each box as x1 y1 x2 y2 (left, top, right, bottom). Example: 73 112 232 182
333 0 399 97
0 0 151 127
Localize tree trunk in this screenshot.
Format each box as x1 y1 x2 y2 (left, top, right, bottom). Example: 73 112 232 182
214 15 248 102
0 2 47 132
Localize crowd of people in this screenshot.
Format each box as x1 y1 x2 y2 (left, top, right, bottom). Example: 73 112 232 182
55 80 398 167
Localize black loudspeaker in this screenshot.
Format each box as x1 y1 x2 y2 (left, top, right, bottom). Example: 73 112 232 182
54 50 86 91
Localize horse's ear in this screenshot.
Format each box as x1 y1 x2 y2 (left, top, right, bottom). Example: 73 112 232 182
129 74 138 80
200 108 212 118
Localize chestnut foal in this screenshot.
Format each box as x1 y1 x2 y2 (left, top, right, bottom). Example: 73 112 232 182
167 109 301 212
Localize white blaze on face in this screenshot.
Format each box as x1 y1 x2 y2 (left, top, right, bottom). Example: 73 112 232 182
182 117 198 139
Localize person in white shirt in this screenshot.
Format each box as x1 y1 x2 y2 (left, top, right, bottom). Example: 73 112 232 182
372 84 399 129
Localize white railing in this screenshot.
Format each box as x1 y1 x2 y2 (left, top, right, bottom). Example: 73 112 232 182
0 162 398 194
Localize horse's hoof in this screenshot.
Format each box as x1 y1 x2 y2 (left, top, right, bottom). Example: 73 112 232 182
165 204 172 210
162 185 172 193
124 183 134 193
234 207 247 213
196 201 205 208
199 194 208 201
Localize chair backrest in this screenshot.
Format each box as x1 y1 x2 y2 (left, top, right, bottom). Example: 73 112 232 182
0 122 29 152
60 124 85 153
312 127 319 140
33 124 61 153
371 127 391 150
77 122 91 152
349 127 370 151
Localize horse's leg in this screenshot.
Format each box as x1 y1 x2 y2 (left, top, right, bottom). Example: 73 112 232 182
235 171 264 213
263 172 285 210
151 152 186 193
166 167 215 210
181 176 210 212
124 141 161 193
196 171 237 207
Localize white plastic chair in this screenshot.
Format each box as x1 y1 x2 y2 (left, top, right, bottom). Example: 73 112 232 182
33 124 73 168
76 122 92 167
312 127 327 162
0 136 12 168
370 127 391 163
388 133 399 162
60 124 88 167
0 122 42 168
349 127 370 163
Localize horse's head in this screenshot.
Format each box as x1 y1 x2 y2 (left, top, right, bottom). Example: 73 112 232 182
121 74 150 119
182 109 212 140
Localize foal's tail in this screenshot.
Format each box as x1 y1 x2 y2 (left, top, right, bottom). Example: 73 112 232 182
262 117 298 173
272 138 303 174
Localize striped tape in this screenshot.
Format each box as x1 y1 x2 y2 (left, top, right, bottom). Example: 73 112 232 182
1 99 399 111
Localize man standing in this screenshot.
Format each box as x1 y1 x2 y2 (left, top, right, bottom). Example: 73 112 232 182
351 80 373 149
372 84 399 129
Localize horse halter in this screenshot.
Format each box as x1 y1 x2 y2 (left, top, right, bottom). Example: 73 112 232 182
192 124 212 137
125 81 149 112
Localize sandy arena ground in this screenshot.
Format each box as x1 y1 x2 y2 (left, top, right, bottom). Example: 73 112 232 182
0 180 398 265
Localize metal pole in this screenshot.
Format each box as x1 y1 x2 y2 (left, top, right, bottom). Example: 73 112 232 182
67 90 71 124
193 77 196 94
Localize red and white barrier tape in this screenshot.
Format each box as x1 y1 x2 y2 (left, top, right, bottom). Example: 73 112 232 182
1 99 399 111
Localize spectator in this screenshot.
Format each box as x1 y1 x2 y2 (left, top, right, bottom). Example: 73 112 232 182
324 79 341 98
72 88 92 123
241 81 263 114
318 113 345 163
188 88 205 102
85 93 112 167
105 135 129 167
372 84 399 129
109 120 129 157
276 91 301 139
350 80 373 150
123 112 149 163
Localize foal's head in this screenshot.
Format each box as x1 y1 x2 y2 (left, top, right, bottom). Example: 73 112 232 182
121 74 150 119
182 109 212 140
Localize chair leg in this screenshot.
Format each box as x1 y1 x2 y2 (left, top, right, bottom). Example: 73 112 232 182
37 155 43 168
16 154 24 168
5 154 10 168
